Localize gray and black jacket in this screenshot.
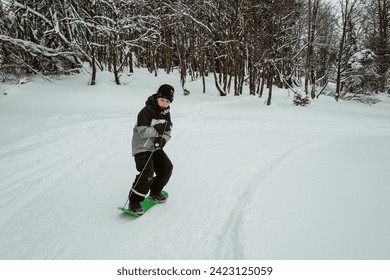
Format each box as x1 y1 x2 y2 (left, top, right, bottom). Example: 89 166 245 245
131 94 172 156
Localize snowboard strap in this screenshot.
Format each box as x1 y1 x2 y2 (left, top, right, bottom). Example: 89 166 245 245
129 188 148 198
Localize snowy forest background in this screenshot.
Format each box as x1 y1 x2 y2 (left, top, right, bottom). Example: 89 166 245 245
1 0 390 105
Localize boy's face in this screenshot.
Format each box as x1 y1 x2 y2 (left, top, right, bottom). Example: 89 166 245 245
156 97 171 109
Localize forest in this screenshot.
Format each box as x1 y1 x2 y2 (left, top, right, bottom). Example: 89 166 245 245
1 0 390 104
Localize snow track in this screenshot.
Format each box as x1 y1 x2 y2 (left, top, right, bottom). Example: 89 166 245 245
243 135 390 259
0 118 133 258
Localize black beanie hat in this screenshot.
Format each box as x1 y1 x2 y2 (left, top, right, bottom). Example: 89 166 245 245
156 84 174 103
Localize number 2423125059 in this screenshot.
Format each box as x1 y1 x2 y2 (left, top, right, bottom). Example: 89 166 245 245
209 266 273 276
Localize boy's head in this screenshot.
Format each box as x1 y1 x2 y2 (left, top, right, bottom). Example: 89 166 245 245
156 84 174 103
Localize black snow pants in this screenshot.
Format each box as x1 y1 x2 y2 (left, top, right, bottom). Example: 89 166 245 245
129 149 173 203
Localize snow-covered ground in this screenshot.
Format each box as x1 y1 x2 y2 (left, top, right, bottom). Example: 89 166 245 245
1 69 390 260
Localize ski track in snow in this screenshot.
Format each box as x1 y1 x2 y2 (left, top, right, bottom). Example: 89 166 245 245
1 91 390 259
0 117 134 258
242 135 390 259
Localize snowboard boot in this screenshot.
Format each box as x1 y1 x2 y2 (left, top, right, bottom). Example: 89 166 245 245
129 202 144 215
149 192 167 203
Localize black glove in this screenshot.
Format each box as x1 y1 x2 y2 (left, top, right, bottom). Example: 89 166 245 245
154 137 166 148
154 123 167 135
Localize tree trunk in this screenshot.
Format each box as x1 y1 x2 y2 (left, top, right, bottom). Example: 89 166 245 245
267 66 273 105
211 48 226 96
90 56 96 85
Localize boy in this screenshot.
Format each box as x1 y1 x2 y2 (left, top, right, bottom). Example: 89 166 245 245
128 84 174 215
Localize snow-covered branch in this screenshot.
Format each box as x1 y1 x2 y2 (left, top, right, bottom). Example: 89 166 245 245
0 35 73 57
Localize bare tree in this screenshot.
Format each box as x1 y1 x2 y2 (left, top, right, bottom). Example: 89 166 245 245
335 0 361 101
370 0 390 92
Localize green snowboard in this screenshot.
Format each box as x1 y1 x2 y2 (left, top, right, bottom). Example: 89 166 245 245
118 191 169 217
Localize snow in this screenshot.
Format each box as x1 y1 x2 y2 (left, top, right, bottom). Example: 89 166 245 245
348 49 376 70
1 69 390 260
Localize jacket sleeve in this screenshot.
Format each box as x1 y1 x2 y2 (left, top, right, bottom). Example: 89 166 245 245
161 132 171 145
161 113 172 142
135 107 159 138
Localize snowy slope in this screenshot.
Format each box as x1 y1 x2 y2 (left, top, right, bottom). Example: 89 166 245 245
1 70 390 260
